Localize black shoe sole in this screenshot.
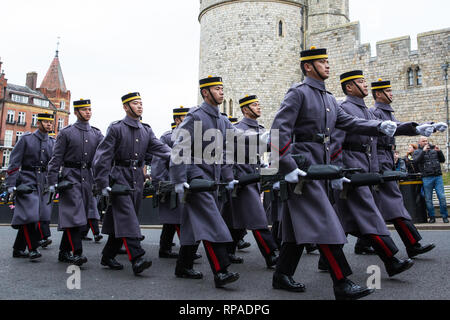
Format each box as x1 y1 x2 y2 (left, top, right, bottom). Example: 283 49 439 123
175 273 203 280
335 288 375 301
354 248 376 255
237 244 251 250
273 283 306 293
215 274 240 288
101 260 124 270
388 260 415 277
133 261 153 275
29 254 42 260
408 244 436 258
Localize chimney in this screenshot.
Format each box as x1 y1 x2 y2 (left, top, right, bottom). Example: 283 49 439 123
26 72 38 90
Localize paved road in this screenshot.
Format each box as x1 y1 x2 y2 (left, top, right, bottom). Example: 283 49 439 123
0 226 449 300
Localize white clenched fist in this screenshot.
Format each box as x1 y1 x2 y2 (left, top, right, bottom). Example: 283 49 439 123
285 168 307 184
380 121 397 137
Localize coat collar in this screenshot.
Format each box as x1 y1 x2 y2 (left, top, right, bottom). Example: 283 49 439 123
374 101 394 112
200 101 220 118
33 129 48 141
74 120 92 131
345 95 367 108
304 76 327 92
241 117 259 128
123 115 143 129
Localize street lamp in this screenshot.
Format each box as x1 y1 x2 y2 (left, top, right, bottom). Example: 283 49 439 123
442 62 449 172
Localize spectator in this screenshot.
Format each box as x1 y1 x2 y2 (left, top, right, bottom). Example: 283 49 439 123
413 136 449 224
394 150 407 172
404 144 419 174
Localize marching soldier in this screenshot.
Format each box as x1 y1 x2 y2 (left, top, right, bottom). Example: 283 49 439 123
370 78 447 258
93 92 171 275
269 47 398 300
151 107 201 260
170 76 243 288
6 112 55 261
222 95 278 268
329 70 422 277
47 99 104 266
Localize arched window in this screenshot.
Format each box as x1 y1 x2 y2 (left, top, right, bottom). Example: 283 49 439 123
407 68 414 86
416 67 423 86
278 20 284 37
229 99 233 117
222 100 227 114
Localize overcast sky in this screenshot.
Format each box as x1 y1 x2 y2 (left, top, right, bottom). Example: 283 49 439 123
0 0 448 136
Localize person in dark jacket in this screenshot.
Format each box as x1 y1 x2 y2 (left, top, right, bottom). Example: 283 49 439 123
414 136 449 223
394 150 407 173
404 144 419 174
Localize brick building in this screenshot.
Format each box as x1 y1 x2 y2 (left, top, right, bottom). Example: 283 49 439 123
0 51 71 171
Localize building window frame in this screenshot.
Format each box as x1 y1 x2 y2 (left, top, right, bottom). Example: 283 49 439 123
11 94 29 104
60 100 66 110
17 112 26 126
6 110 15 124
416 67 423 86
58 118 64 130
2 150 11 169
278 19 285 38
31 114 38 127
4 130 13 147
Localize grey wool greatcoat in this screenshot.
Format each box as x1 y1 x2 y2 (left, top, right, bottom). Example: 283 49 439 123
270 77 383 245
330 95 390 236
224 117 270 230
93 116 171 238
151 129 182 225
47 121 104 230
370 102 419 221
6 130 55 227
170 102 235 246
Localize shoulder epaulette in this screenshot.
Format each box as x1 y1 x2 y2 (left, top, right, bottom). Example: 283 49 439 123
291 82 304 89
91 126 101 132
142 122 151 129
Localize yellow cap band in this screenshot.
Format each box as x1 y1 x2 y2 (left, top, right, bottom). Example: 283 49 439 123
173 112 188 116
37 117 54 121
199 82 223 88
240 99 259 107
122 96 141 104
74 104 91 108
372 85 392 90
340 75 365 83
300 54 328 61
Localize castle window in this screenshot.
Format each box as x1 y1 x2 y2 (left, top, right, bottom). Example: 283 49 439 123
229 99 233 117
416 67 422 86
278 20 284 37
407 68 414 86
223 100 227 114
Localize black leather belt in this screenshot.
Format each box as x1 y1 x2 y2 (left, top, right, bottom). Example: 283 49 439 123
114 160 144 168
343 143 372 155
21 165 47 172
293 133 330 144
377 144 394 151
64 161 92 169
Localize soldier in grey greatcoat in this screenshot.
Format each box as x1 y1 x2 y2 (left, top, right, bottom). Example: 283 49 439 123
370 79 446 258
330 71 419 277
6 113 55 261
93 92 171 276
47 99 104 266
269 47 397 300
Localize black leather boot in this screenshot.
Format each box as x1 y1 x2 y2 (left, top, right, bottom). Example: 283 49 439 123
334 279 374 300
72 255 88 266
407 243 436 258
94 234 103 243
159 249 179 259
58 251 73 263
101 256 124 270
306 244 318 254
265 253 279 269
175 266 203 279
214 271 240 288
272 273 306 292
228 254 244 264
237 239 251 250
132 257 152 275
385 257 414 277
29 250 42 260
13 250 29 258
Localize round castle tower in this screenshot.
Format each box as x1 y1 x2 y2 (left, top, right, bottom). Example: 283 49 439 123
198 0 349 127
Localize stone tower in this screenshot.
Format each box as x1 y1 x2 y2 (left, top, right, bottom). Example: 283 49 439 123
198 0 305 127
306 0 349 33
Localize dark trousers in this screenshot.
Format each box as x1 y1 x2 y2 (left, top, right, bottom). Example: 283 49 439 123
178 241 230 274
226 229 247 255
13 223 40 251
102 235 145 262
277 242 352 285
271 221 282 249
60 227 83 255
81 219 100 237
363 234 399 263
38 221 51 240
252 229 277 258
390 218 422 249
160 224 180 251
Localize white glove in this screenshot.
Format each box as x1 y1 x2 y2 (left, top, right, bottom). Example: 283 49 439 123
7 187 16 194
175 183 190 195
433 122 448 133
49 185 56 193
416 124 435 137
285 168 307 184
273 182 281 191
379 121 397 137
259 131 270 144
102 187 112 197
226 180 239 191
331 177 351 191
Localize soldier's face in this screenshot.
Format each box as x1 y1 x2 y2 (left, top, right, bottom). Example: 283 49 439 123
125 99 143 117
246 102 262 118
305 59 330 80
76 107 92 121
209 85 224 105
39 120 53 132
351 78 369 97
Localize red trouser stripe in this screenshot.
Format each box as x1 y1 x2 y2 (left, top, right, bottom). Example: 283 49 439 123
203 241 221 272
122 238 133 261
253 230 271 255
89 220 95 234
371 235 393 258
319 245 344 281
396 219 417 245
175 225 181 239
38 222 44 239
23 225 32 250
67 229 75 253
